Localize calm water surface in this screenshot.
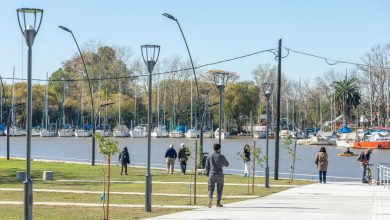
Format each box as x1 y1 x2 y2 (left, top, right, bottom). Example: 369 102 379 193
1 136 390 182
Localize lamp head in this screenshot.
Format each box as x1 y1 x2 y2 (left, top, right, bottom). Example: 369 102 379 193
58 25 72 33
162 13 177 21
208 70 230 90
17 8 44 47
141 45 161 73
262 82 274 98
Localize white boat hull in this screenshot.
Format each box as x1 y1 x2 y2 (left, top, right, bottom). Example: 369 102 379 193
40 130 56 137
203 131 213 138
185 130 198 138
75 130 92 137
130 129 147 138
169 132 184 138
151 131 169 138
95 130 111 137
5 128 25 136
113 130 130 137
58 129 74 137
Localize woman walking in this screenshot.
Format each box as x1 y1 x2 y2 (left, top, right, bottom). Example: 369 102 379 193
243 144 251 177
315 147 328 183
119 147 130 175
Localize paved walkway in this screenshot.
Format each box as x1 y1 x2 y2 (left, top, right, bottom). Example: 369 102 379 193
146 182 390 220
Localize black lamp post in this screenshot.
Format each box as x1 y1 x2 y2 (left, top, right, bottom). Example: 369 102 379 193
94 102 114 127
17 7 43 220
199 89 209 168
162 13 204 164
141 44 160 212
58 25 96 166
263 82 274 188
6 102 25 160
209 70 229 145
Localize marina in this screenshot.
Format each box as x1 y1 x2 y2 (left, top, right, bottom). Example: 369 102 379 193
2 135 389 181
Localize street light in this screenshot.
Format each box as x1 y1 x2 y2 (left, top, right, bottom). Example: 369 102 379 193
209 70 229 145
6 102 25 160
262 82 274 188
58 25 96 166
141 44 160 212
94 102 114 126
17 7 43 220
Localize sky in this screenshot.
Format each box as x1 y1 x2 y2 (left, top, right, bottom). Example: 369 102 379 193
1 0 390 84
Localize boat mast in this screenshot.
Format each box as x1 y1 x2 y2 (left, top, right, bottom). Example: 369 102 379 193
369 58 373 127
45 73 48 129
11 67 15 127
118 80 121 125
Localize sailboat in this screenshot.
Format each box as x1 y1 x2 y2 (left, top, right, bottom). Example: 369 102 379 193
113 80 129 137
40 73 56 137
186 81 198 138
6 68 25 136
57 82 73 137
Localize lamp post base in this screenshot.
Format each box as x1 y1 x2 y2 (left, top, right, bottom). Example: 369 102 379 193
23 179 33 220
145 174 152 212
265 166 270 188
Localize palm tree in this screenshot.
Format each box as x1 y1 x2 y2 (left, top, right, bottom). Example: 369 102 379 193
332 76 361 126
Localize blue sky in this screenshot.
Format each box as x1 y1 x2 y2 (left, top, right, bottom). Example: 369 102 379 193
1 0 389 83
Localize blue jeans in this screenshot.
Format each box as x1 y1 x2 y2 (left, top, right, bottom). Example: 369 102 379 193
362 163 367 183
319 171 327 183
180 161 187 174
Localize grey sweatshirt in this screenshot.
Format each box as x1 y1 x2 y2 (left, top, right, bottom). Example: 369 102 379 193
205 151 229 176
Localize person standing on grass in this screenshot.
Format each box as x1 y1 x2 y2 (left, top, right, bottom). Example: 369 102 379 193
178 143 190 174
315 147 328 183
243 144 251 177
165 144 177 174
119 147 130 175
205 143 229 208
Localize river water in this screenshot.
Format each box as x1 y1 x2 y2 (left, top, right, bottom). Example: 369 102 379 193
1 136 390 182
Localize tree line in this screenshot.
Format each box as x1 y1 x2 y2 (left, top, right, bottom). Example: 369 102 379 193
1 42 389 132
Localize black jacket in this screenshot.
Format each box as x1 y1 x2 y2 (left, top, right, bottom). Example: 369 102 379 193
119 150 130 164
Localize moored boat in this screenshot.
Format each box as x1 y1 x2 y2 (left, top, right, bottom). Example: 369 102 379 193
185 129 198 138
151 126 169 138
113 125 130 137
130 125 147 138
169 130 184 138
215 128 229 140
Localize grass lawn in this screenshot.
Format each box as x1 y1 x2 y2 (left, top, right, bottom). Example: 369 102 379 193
0 158 312 219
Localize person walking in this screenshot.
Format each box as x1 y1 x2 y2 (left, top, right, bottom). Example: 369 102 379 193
358 149 372 183
178 143 190 174
118 147 130 176
165 144 177 174
205 143 229 208
315 147 328 183
243 144 251 177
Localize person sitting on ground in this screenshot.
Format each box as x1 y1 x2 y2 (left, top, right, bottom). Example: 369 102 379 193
118 147 130 176
165 144 177 174
205 143 229 208
178 143 190 174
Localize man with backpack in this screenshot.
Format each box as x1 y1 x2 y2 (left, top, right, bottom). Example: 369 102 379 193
358 149 372 183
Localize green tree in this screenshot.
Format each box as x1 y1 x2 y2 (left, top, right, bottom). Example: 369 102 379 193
332 75 361 125
223 81 260 131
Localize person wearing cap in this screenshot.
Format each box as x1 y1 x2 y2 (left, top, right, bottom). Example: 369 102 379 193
178 143 190 174
358 149 372 183
205 143 229 208
165 144 177 174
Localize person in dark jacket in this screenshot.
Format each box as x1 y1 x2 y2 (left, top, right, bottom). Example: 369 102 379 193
358 149 372 183
178 143 190 174
119 147 130 175
165 144 177 174
205 143 229 208
243 144 251 177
